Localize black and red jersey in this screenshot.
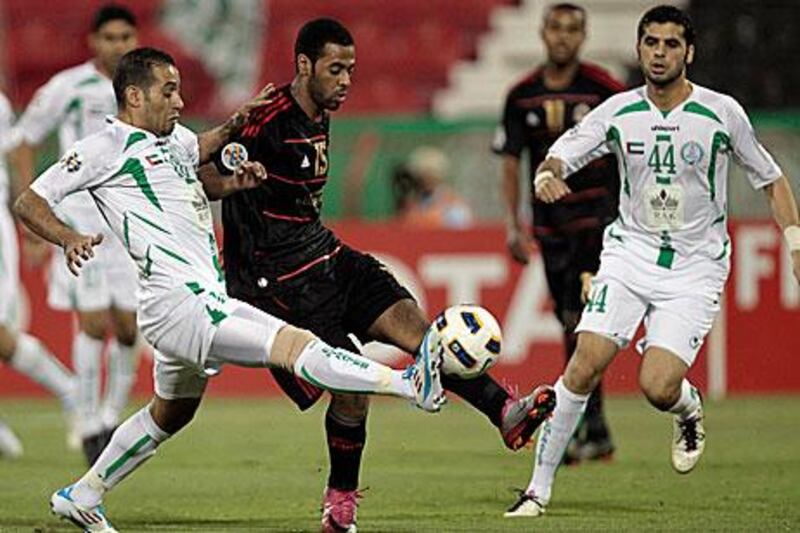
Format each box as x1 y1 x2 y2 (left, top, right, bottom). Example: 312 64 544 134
216 84 339 299
492 63 624 241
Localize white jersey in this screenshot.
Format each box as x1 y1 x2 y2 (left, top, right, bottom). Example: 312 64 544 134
31 118 225 339
14 61 117 232
549 84 782 269
0 92 14 205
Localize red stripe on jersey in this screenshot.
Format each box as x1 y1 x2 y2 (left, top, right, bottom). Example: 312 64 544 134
515 93 602 108
242 97 292 137
262 209 314 223
580 62 626 92
559 186 612 204
268 172 328 186
284 134 326 144
243 95 289 130
276 245 343 282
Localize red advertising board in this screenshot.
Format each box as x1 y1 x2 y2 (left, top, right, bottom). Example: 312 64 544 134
2 221 798 398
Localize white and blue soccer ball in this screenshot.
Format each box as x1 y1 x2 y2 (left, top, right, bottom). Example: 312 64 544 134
434 304 502 379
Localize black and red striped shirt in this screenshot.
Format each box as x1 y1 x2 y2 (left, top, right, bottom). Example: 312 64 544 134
216 84 339 299
492 63 624 244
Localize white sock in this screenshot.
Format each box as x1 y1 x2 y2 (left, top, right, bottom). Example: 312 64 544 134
527 377 589 504
10 334 76 410
73 333 105 438
102 340 138 429
293 340 412 399
71 406 169 509
668 380 701 420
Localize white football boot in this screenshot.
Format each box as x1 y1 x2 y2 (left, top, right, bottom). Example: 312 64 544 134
671 403 706 474
50 485 118 532
504 490 547 518
404 328 446 412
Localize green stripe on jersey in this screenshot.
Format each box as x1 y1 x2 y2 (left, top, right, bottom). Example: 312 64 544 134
606 126 630 196
103 435 152 479
113 158 163 211
76 75 101 87
614 100 650 117
186 281 205 295
657 246 675 269
130 211 171 235
708 132 731 201
683 102 723 124
122 213 130 251
124 132 148 152
205 305 227 326
154 244 191 265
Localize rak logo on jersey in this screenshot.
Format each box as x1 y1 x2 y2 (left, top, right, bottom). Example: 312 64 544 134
680 141 704 165
60 151 82 173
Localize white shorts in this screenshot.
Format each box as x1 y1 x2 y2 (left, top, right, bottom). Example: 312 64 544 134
145 286 286 400
0 205 20 328
47 233 138 312
576 243 728 367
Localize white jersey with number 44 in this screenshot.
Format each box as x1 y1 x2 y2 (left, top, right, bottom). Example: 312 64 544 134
548 84 782 269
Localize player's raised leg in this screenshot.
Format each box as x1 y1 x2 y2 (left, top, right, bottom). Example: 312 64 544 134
639 347 704 474
506 332 617 517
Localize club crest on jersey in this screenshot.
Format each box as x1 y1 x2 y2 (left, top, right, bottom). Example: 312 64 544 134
60 151 82 173
680 141 704 165
221 142 248 171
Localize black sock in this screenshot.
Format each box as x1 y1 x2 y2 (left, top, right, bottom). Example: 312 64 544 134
325 411 366 491
441 373 510 428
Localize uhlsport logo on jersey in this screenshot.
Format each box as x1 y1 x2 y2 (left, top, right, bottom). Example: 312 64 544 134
221 142 248 171
680 141 704 165
60 151 83 173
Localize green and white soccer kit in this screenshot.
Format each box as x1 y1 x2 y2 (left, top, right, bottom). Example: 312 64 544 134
0 92 20 328
14 61 137 312
31 118 288 399
549 84 783 365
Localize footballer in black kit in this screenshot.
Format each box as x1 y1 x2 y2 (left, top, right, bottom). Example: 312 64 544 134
215 18 556 533
494 3 623 462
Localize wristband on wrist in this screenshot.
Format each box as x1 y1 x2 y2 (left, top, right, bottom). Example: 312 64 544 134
785 225 800 251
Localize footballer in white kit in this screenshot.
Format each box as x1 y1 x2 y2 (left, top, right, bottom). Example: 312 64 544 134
15 47 445 533
10 5 140 462
506 5 800 518
0 91 77 455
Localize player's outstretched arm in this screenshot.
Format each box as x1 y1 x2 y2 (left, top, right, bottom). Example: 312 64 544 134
196 84 276 165
764 175 800 283
534 157 572 203
13 189 102 276
198 161 267 200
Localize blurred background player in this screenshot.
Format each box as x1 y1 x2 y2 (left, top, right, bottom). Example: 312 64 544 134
506 5 800 517
9 4 140 464
1 90 77 455
393 145 473 229
211 18 555 533
493 3 622 462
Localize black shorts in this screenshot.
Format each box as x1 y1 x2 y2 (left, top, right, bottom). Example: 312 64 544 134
538 227 605 323
243 244 413 410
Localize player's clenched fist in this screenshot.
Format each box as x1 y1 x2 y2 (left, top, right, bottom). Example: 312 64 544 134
232 161 267 191
63 233 103 276
534 170 571 203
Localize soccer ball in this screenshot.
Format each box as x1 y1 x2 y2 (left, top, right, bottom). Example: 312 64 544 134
433 304 502 379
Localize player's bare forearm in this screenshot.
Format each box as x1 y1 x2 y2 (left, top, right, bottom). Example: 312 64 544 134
536 157 565 181
14 189 79 248
501 155 523 231
8 142 38 200
764 176 800 230
534 156 571 203
197 84 277 165
198 161 266 200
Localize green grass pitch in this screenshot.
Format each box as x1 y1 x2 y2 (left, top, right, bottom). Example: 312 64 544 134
0 396 798 531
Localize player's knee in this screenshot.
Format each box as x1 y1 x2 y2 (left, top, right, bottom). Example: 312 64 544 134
330 393 369 420
639 372 681 411
149 396 200 434
563 342 606 394
115 327 137 347
0 326 16 361
270 325 317 371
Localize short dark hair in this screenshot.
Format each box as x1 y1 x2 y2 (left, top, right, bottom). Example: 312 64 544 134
113 47 175 108
91 4 137 32
637 5 695 47
294 18 354 71
544 3 587 25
